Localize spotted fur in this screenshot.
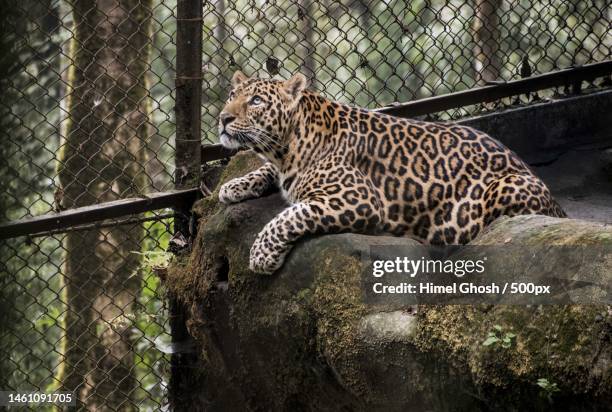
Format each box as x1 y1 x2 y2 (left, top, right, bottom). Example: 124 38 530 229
218 71 566 274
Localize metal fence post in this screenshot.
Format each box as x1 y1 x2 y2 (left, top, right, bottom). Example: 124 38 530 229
170 0 203 408
175 0 203 194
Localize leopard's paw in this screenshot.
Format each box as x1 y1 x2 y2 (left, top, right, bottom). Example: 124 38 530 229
249 238 288 275
219 179 246 204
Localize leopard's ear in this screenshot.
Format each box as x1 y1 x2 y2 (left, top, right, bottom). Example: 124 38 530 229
231 70 249 87
283 73 308 98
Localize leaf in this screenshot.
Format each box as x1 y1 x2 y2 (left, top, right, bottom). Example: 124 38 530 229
266 56 281 76
493 324 503 332
537 378 551 389
483 336 500 346
506 332 516 338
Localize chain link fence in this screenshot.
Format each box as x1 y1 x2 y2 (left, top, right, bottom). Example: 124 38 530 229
0 0 610 410
0 215 173 410
0 0 183 409
200 0 610 140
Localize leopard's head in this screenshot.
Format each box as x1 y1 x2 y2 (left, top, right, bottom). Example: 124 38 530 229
219 71 308 158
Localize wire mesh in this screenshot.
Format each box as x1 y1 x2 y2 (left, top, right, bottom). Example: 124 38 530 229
0 0 180 409
0 214 173 410
0 0 610 410
201 0 610 140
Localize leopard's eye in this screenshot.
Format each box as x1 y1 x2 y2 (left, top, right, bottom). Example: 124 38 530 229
249 95 263 106
228 91 235 100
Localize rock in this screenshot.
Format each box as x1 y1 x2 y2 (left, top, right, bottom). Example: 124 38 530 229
166 152 611 411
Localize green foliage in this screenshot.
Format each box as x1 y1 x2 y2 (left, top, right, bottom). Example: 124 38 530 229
482 324 517 348
131 214 173 408
0 234 66 392
132 251 174 271
536 378 560 401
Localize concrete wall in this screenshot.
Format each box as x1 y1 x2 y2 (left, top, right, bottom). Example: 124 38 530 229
459 89 612 164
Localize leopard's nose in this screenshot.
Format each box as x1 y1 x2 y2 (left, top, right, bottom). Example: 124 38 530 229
220 112 236 127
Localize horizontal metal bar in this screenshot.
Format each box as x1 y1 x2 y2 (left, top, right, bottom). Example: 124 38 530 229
375 60 612 118
199 62 611 164
25 213 177 239
201 144 237 162
0 189 198 240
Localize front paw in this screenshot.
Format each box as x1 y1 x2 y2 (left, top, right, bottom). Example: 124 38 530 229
219 180 243 204
249 239 289 275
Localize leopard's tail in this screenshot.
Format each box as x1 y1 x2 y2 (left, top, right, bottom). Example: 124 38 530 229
548 198 567 218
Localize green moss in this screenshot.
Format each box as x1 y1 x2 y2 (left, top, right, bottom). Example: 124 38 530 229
191 195 219 219
219 151 264 183
478 215 612 247
296 288 312 302
311 248 370 396
412 304 610 400
192 151 263 218
167 152 265 301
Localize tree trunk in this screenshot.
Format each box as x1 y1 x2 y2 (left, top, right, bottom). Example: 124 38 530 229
355 0 375 104
298 0 316 88
473 0 502 84
216 0 227 87
201 0 226 142
57 0 152 409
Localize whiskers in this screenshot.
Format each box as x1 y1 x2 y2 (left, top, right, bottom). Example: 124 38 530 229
236 128 290 155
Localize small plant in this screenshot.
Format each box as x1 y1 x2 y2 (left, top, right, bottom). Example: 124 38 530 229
482 324 516 348
536 378 560 401
133 251 174 275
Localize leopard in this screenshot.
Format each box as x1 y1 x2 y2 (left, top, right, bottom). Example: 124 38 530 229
218 71 566 274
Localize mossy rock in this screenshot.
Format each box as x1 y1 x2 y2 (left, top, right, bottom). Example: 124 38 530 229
166 152 611 411
192 151 264 219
